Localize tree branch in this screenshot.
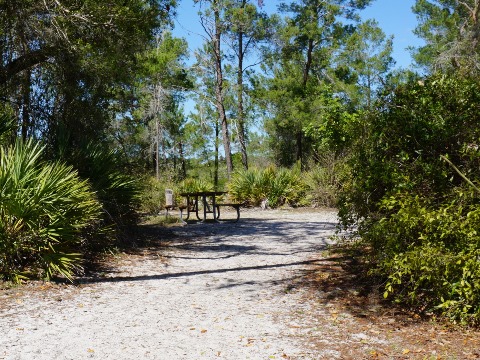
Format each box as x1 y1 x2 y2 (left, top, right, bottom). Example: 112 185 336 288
440 154 480 193
0 48 55 85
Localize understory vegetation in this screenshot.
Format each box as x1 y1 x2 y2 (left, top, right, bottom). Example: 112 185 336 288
0 140 102 282
0 134 140 282
338 75 480 325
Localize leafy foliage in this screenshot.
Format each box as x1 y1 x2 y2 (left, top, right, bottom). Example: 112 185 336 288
179 178 214 193
258 0 383 167
376 191 480 324
304 153 348 207
339 74 480 324
69 143 140 230
339 74 480 224
228 165 307 207
1 0 175 146
412 0 480 74
0 140 102 281
138 177 169 215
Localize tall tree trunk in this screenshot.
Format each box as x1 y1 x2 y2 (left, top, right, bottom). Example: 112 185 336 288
303 39 314 87
20 25 32 141
213 1 233 178
296 38 315 167
155 117 160 179
237 0 248 170
215 117 219 189
173 144 177 175
179 141 187 180
367 73 372 110
21 70 31 141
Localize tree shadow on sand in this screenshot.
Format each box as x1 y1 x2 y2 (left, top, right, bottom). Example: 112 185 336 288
79 214 338 287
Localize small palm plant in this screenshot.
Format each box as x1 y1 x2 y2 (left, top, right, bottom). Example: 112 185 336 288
228 166 308 207
228 168 264 205
0 140 102 281
268 166 307 207
179 178 214 193
69 143 140 228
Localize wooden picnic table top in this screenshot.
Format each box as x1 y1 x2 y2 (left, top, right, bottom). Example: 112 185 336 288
179 191 227 197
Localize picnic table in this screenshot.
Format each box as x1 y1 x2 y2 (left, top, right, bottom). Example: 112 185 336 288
179 191 241 222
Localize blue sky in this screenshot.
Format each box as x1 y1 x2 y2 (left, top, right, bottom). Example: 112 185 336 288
173 0 424 69
360 0 424 68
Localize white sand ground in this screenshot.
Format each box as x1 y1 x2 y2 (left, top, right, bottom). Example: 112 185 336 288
0 208 339 360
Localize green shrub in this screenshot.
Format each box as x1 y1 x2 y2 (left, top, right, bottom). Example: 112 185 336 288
0 140 102 281
266 166 308 207
138 176 166 214
338 74 480 324
70 143 140 229
339 74 480 224
178 178 214 193
227 168 264 205
228 165 308 207
366 189 480 324
305 153 348 207
382 244 480 325
0 114 15 146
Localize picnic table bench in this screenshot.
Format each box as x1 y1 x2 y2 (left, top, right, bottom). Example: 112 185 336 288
214 202 241 222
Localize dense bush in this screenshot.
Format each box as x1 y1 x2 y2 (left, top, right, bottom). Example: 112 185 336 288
178 178 214 193
68 143 140 230
339 74 480 324
374 190 480 324
304 153 349 208
228 165 308 208
0 140 102 281
138 176 168 214
340 75 480 224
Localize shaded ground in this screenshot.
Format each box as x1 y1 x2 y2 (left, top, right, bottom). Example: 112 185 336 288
284 251 480 359
1 208 479 359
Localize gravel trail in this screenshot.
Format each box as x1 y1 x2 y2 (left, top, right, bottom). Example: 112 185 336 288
0 209 338 360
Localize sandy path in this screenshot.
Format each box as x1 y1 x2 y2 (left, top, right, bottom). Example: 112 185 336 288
0 209 338 360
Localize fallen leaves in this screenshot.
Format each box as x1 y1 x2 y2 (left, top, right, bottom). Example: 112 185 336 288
267 355 289 359
188 327 208 334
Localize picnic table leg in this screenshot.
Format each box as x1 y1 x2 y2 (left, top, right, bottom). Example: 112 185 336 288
215 205 240 222
202 194 207 222
184 195 191 221
233 205 240 222
179 207 188 224
194 195 202 221
212 195 219 222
